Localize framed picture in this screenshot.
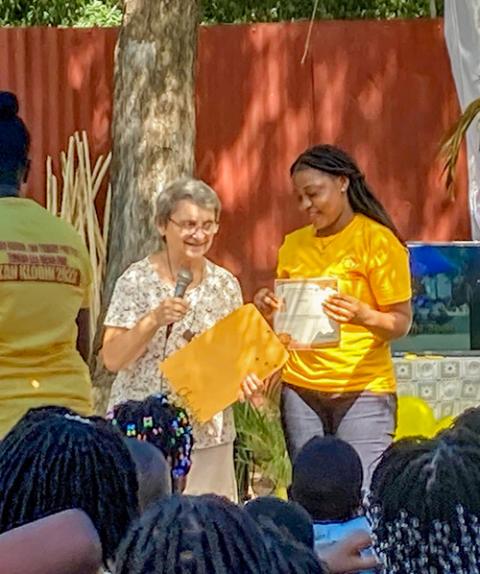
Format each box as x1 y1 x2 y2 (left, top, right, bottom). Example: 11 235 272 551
274 277 340 350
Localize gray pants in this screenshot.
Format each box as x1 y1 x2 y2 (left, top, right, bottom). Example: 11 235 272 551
281 384 397 491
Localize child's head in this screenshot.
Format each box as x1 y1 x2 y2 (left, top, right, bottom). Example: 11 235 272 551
453 406 480 436
124 437 172 512
0 91 30 190
259 519 324 574
290 436 363 522
369 430 480 573
0 406 138 565
109 394 193 489
115 494 273 574
245 496 314 548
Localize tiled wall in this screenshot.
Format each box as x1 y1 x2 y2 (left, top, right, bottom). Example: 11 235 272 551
394 356 480 418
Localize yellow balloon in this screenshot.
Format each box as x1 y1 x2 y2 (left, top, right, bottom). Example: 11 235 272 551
395 396 436 440
434 415 454 435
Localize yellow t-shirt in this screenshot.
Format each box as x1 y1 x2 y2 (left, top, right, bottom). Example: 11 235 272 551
0 198 93 437
277 214 412 394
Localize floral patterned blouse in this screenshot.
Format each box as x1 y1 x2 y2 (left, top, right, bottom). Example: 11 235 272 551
104 256 243 449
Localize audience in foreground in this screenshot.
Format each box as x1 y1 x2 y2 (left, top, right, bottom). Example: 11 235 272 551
115 494 323 574
289 435 375 573
4 403 480 573
0 406 138 568
369 427 480 573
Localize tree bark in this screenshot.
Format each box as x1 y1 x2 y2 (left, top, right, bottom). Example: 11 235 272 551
92 0 200 413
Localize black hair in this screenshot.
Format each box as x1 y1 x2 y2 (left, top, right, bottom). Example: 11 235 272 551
258 519 324 574
109 394 193 486
370 431 480 524
0 406 139 564
115 494 274 574
290 144 403 242
0 91 30 188
452 406 480 437
369 431 480 572
290 436 363 522
124 437 172 512
244 496 314 548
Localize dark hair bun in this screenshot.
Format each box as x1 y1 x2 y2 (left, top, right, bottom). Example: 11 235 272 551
0 92 19 120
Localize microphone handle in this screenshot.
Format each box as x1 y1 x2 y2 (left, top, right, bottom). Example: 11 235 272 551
174 282 189 298
166 281 190 340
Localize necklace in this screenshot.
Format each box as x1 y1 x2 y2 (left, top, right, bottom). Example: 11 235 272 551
165 245 177 283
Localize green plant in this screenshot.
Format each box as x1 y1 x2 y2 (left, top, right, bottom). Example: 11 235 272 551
0 0 122 26
234 395 291 500
201 0 444 24
0 0 444 27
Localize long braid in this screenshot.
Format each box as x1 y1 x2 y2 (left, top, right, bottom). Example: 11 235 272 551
369 431 480 573
290 144 403 243
0 406 138 564
115 495 275 574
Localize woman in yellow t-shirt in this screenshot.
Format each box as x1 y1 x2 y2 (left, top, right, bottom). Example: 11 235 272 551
255 144 412 489
0 92 93 436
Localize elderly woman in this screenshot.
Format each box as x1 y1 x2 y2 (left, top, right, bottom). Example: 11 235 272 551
102 178 259 500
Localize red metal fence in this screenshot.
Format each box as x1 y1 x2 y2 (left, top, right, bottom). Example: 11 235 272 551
0 20 468 298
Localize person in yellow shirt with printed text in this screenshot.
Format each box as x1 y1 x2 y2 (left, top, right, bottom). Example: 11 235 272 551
255 145 412 489
0 92 93 437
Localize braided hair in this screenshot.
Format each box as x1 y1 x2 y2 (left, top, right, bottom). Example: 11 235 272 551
290 144 403 242
244 496 314 548
255 518 323 574
369 431 480 573
115 494 274 574
0 406 139 564
452 406 480 437
109 394 193 483
0 91 30 189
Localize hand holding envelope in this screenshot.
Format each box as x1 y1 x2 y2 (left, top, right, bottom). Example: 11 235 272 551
159 304 289 423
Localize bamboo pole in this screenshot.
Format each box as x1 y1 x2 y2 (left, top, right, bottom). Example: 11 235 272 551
46 156 53 213
45 131 112 358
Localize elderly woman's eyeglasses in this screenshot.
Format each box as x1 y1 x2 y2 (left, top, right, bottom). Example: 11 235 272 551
168 218 219 236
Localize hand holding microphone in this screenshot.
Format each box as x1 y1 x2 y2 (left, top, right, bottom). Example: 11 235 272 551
153 298 189 329
153 268 193 337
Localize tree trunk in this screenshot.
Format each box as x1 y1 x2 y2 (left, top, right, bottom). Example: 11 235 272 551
92 0 200 413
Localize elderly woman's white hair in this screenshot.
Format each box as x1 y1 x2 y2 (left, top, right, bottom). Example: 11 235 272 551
155 178 221 231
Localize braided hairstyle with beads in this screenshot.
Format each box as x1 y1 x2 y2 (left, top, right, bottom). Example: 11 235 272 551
0 406 138 564
109 394 193 482
290 144 403 242
115 494 276 574
369 430 480 573
0 91 30 190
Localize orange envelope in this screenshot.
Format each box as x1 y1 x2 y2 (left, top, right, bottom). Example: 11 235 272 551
159 303 289 423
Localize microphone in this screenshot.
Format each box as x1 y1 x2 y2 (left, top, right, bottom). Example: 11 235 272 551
166 268 193 339
173 268 193 298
